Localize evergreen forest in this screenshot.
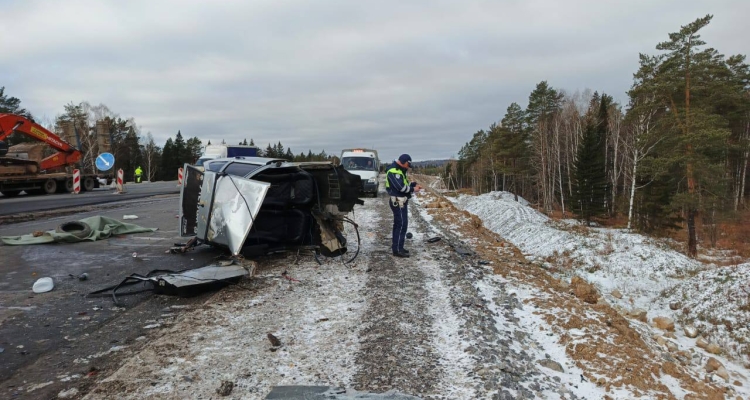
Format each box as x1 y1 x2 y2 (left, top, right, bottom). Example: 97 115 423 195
448 15 750 257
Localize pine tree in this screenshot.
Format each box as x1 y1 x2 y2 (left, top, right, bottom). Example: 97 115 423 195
173 131 186 172
0 87 32 120
573 95 610 225
647 14 732 257
526 81 563 125
185 137 202 164
161 138 175 180
124 127 142 180
265 143 275 158
497 102 530 195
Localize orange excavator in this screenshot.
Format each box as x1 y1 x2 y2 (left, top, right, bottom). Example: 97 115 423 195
0 113 98 196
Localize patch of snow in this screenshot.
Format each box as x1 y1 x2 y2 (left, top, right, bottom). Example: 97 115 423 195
26 381 53 392
73 346 128 364
58 387 79 398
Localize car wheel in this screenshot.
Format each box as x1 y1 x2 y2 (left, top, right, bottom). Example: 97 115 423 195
55 221 92 239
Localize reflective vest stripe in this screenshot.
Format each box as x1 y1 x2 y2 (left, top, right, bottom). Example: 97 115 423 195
385 167 409 192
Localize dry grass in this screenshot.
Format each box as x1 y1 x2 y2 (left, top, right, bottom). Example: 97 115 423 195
543 204 750 263
712 211 750 258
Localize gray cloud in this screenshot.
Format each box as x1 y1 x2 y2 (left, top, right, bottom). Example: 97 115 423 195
1 0 748 161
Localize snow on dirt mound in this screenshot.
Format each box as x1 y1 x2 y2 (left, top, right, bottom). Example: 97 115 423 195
662 263 750 365
451 191 703 310
453 192 702 294
452 190 750 369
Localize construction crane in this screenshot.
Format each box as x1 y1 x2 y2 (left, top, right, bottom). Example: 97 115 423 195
0 113 100 196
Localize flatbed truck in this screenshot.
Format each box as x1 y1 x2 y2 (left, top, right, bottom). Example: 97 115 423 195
0 114 101 196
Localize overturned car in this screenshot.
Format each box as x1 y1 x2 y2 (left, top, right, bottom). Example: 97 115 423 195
179 157 364 258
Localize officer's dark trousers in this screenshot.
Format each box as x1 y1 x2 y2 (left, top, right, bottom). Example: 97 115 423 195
390 199 408 253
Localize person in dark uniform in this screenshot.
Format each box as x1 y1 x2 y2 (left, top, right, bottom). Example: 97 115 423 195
385 154 421 257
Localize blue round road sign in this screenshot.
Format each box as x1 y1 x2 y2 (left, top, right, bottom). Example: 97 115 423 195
96 152 115 171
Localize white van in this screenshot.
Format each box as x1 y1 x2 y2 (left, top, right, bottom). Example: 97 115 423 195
340 148 380 197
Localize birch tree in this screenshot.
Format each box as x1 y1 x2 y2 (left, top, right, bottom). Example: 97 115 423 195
526 81 563 213
143 132 160 182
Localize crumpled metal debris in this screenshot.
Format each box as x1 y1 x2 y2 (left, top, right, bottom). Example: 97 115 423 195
88 260 254 305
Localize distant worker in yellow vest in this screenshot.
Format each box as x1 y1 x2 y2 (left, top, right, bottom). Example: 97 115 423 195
135 166 143 183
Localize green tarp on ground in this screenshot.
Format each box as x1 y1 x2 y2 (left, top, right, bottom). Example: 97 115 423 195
1 216 157 245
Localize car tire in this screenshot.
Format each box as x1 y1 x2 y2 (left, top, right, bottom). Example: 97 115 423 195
55 221 92 239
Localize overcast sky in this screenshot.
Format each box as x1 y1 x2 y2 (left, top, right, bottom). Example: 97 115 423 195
1 0 748 161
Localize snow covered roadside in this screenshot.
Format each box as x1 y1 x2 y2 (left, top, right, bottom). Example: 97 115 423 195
81 206 380 399
450 191 750 395
71 181 747 399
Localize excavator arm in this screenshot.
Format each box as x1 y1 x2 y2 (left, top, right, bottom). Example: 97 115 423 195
0 113 82 172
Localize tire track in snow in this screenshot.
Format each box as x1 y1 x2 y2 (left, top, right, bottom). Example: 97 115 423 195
408 205 479 399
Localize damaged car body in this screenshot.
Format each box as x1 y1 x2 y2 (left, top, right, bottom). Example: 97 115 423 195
180 157 364 258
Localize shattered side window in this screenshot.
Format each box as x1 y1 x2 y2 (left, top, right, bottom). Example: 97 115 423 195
224 162 261 177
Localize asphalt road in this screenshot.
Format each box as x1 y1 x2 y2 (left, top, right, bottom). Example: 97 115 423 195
0 181 181 216
0 196 223 399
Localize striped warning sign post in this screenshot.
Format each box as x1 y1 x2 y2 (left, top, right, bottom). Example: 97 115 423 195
116 168 124 194
177 167 184 187
72 169 81 194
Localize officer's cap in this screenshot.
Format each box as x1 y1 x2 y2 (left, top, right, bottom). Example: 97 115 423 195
398 154 412 164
